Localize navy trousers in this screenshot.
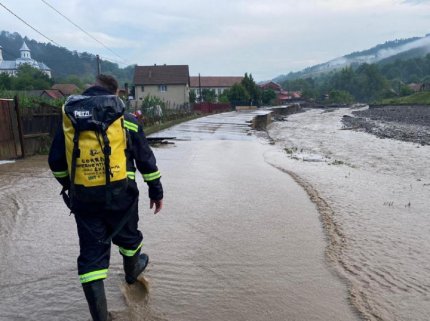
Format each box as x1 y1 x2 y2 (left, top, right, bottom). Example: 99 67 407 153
73 182 143 283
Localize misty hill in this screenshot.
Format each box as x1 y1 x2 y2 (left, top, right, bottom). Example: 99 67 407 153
0 31 134 86
275 33 430 82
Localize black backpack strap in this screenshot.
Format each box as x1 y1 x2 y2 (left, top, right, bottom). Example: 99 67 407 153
101 129 113 207
69 130 80 208
100 197 138 245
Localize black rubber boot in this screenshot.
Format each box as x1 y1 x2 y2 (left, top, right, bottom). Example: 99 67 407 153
82 280 109 321
123 252 149 284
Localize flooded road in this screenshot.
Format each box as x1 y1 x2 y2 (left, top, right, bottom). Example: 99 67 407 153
0 111 358 320
267 107 430 321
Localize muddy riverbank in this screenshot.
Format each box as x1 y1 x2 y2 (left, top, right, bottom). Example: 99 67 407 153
342 105 430 145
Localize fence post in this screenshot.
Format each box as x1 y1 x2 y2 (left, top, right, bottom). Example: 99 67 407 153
13 96 25 158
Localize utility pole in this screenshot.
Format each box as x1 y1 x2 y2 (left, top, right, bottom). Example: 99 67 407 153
198 73 202 103
96 54 101 75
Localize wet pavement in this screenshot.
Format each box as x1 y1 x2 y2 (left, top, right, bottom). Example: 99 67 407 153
0 111 359 320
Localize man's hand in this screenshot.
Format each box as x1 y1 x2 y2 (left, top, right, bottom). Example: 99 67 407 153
150 199 163 214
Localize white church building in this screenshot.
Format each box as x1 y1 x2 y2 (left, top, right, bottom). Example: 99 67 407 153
0 41 51 78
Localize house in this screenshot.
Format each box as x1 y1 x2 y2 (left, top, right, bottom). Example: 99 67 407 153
40 89 64 99
407 82 430 93
258 81 302 104
0 41 51 78
276 91 302 105
133 64 190 108
258 81 282 93
52 83 80 96
26 89 64 99
190 76 243 101
408 83 422 93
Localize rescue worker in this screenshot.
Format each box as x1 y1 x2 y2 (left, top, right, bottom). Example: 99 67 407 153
48 74 163 321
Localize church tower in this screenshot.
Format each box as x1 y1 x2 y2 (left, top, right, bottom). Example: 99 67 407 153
20 41 31 59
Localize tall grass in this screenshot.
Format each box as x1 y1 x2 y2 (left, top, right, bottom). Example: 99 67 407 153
377 92 430 105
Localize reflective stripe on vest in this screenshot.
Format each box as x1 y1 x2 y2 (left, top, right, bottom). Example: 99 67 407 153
124 120 138 132
142 170 161 182
79 269 108 284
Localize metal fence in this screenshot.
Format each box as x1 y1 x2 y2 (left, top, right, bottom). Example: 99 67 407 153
138 103 194 126
193 102 231 113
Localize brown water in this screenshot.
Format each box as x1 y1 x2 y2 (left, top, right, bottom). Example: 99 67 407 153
0 112 359 320
267 107 430 321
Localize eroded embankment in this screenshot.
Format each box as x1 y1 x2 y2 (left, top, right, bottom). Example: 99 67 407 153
342 105 430 146
271 165 386 321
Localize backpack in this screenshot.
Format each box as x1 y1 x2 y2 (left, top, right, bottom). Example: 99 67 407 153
63 95 128 207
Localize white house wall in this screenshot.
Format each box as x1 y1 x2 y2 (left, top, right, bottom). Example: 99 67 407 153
135 84 189 108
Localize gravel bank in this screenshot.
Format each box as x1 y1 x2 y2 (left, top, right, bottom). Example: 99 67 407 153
342 105 430 145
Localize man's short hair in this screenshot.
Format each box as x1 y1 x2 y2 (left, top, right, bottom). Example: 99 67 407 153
96 74 118 94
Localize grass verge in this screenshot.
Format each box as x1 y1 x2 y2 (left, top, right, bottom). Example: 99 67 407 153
376 92 430 105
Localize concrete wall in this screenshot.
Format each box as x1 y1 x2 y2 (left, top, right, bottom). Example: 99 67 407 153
252 114 272 130
271 104 302 116
252 104 303 131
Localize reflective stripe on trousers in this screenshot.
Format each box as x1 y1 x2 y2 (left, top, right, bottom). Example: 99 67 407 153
79 269 108 284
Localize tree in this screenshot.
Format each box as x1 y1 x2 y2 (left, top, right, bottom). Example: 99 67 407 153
241 73 261 105
327 90 354 104
201 89 216 103
218 90 230 104
227 83 250 106
354 63 388 101
55 74 85 89
2 64 53 90
0 31 134 84
0 73 13 90
261 89 276 105
189 90 196 103
400 85 414 96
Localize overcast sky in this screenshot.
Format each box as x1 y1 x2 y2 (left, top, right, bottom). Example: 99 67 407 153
1 0 430 80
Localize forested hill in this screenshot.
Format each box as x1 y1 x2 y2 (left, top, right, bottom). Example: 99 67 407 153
275 33 430 82
0 31 134 86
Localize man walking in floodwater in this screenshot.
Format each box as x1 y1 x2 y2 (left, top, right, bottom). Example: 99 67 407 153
48 74 163 321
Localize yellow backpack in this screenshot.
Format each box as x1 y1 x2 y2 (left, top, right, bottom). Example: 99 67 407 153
63 95 128 206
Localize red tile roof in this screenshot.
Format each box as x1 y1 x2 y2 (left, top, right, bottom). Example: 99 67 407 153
134 65 190 85
408 83 422 92
52 84 80 95
189 76 243 88
277 91 301 100
258 81 282 92
43 89 64 99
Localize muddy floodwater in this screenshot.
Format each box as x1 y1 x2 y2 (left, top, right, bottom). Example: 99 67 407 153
267 107 430 321
0 111 360 320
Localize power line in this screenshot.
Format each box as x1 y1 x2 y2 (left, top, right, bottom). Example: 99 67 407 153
0 1 61 47
40 0 127 63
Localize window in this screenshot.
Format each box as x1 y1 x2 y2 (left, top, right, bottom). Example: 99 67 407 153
141 85 144 92
158 85 167 92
